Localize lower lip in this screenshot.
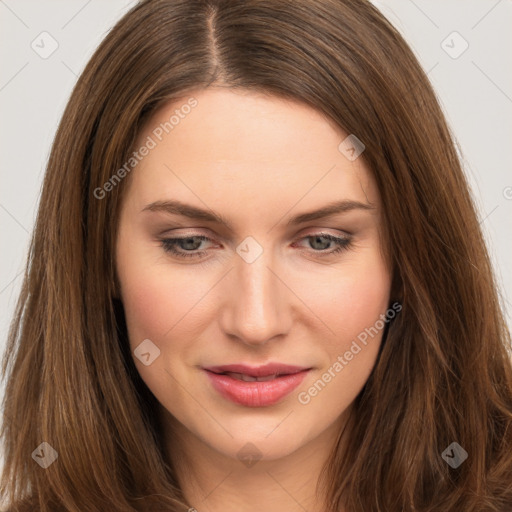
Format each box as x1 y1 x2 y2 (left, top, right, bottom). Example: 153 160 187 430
204 370 310 407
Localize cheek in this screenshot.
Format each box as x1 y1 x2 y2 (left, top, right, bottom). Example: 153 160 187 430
313 252 391 350
299 261 390 413
116 231 199 346
116 246 195 402
117 259 170 343
123 279 170 342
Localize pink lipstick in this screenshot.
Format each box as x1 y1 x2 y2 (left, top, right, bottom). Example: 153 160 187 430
203 363 311 407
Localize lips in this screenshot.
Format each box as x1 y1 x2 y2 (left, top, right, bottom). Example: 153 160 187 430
204 363 309 377
222 372 278 382
203 363 311 407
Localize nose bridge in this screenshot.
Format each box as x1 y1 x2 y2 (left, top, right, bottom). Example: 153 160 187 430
221 239 289 345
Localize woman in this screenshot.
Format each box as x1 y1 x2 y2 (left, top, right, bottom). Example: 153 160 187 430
2 0 512 511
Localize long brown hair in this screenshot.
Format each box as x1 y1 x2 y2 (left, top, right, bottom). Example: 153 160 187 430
2 0 512 510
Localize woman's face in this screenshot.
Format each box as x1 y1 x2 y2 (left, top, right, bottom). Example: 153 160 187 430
116 87 392 463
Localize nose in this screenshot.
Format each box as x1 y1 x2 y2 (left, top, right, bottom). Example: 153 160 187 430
219 246 292 347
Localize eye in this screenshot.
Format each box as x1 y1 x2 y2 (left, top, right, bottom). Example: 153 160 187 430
160 235 212 259
293 233 352 257
159 233 353 260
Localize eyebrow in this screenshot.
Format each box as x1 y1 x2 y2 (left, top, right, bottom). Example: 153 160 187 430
141 199 375 230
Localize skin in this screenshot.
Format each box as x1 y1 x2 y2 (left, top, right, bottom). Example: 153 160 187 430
116 87 392 512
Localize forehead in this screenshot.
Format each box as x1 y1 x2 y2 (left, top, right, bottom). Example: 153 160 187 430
124 87 379 222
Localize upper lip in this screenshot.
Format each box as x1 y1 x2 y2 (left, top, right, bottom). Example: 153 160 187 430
203 363 311 378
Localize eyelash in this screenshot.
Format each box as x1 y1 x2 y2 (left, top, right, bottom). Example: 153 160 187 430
159 233 352 260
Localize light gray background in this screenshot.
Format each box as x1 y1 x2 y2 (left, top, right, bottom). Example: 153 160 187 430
1 0 511 477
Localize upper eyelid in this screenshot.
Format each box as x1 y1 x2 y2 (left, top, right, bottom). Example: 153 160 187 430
159 227 352 241
160 231 352 249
